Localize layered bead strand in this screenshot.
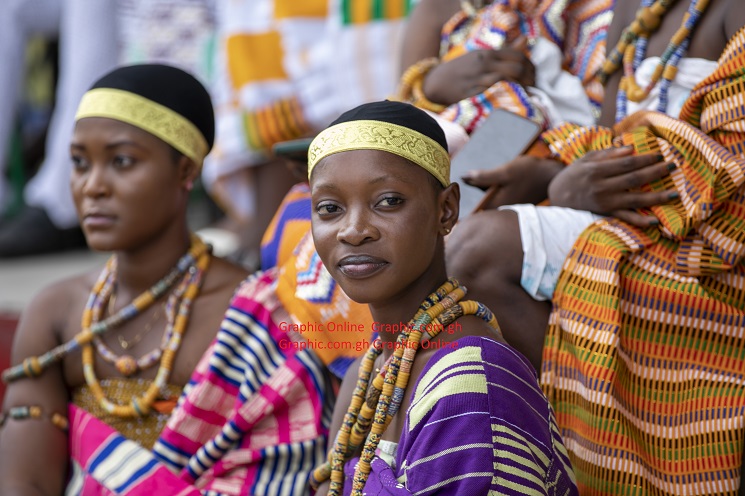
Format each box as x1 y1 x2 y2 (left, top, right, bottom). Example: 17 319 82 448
81 241 208 418
2 235 209 414
91 262 191 377
595 0 711 122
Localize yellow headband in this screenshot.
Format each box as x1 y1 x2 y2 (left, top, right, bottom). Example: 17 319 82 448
307 120 450 186
75 88 209 166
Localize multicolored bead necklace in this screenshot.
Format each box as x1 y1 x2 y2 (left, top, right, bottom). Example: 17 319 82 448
310 278 500 496
82 237 209 418
2 235 209 397
595 0 710 122
91 263 188 377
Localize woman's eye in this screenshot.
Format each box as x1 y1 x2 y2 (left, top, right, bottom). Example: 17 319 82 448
112 155 135 168
378 196 404 207
317 203 341 215
71 155 89 171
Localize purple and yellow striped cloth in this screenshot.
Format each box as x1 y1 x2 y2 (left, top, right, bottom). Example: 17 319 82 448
343 337 577 495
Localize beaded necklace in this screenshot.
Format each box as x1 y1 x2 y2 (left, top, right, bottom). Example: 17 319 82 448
2 235 209 396
81 238 209 418
91 264 187 377
310 279 500 496
595 0 710 122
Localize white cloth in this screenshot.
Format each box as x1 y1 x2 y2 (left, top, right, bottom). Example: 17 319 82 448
528 36 596 128
500 204 603 300
0 0 62 211
626 56 718 119
24 0 119 228
202 0 407 188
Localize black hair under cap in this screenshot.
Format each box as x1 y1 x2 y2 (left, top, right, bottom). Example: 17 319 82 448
329 100 448 153
90 64 215 150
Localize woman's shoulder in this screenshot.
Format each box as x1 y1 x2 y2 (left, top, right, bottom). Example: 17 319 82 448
25 270 95 317
203 255 250 294
14 270 96 352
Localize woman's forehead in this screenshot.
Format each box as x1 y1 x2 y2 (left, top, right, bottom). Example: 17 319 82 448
72 117 164 148
310 149 428 185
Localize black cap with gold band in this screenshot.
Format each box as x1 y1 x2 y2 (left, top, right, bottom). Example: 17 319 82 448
74 64 215 167
307 100 450 187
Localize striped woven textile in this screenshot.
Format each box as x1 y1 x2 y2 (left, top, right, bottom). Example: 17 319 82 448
203 0 412 185
67 404 201 495
540 27 745 495
260 183 312 271
151 269 333 495
534 0 614 117
275 231 374 379
343 337 578 495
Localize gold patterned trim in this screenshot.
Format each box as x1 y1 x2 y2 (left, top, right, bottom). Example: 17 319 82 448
308 120 450 186
75 88 209 165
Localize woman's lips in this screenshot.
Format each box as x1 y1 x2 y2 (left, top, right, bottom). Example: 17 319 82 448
338 255 388 278
83 214 116 229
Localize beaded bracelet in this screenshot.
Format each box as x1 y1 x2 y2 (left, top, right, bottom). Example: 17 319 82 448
0 405 68 432
395 57 447 113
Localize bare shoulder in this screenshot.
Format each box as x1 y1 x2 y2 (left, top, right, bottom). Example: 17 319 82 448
12 271 95 357
201 255 249 297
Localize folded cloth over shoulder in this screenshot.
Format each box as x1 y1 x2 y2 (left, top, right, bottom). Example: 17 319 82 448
68 269 334 495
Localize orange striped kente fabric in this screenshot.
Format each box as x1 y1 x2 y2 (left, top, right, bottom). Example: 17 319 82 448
540 27 745 495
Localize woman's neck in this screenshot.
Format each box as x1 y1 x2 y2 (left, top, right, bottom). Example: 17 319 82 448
368 263 449 354
113 227 192 300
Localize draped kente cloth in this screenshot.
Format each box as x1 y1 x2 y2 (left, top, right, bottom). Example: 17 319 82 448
341 337 578 495
437 0 545 133
67 269 334 495
420 0 610 135
540 27 745 495
533 0 614 118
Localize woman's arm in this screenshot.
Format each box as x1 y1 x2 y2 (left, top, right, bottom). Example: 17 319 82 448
0 281 72 495
398 0 461 73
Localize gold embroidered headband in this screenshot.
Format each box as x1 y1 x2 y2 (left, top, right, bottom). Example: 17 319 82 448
75 88 209 166
307 120 450 186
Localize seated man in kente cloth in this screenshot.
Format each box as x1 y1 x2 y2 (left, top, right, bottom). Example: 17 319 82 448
447 0 745 494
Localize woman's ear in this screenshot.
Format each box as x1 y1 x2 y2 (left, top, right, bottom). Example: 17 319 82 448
178 155 199 192
438 182 459 235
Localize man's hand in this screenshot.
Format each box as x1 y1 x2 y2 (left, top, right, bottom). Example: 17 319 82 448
547 146 678 227
462 155 564 209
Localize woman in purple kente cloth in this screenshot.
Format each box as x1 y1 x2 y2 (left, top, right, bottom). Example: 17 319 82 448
306 100 578 496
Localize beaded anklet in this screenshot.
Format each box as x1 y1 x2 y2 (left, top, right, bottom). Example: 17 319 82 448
310 279 500 496
0 405 68 432
2 234 209 384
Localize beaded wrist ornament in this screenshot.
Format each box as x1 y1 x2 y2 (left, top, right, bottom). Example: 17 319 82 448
0 405 68 432
310 278 500 496
395 57 447 113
